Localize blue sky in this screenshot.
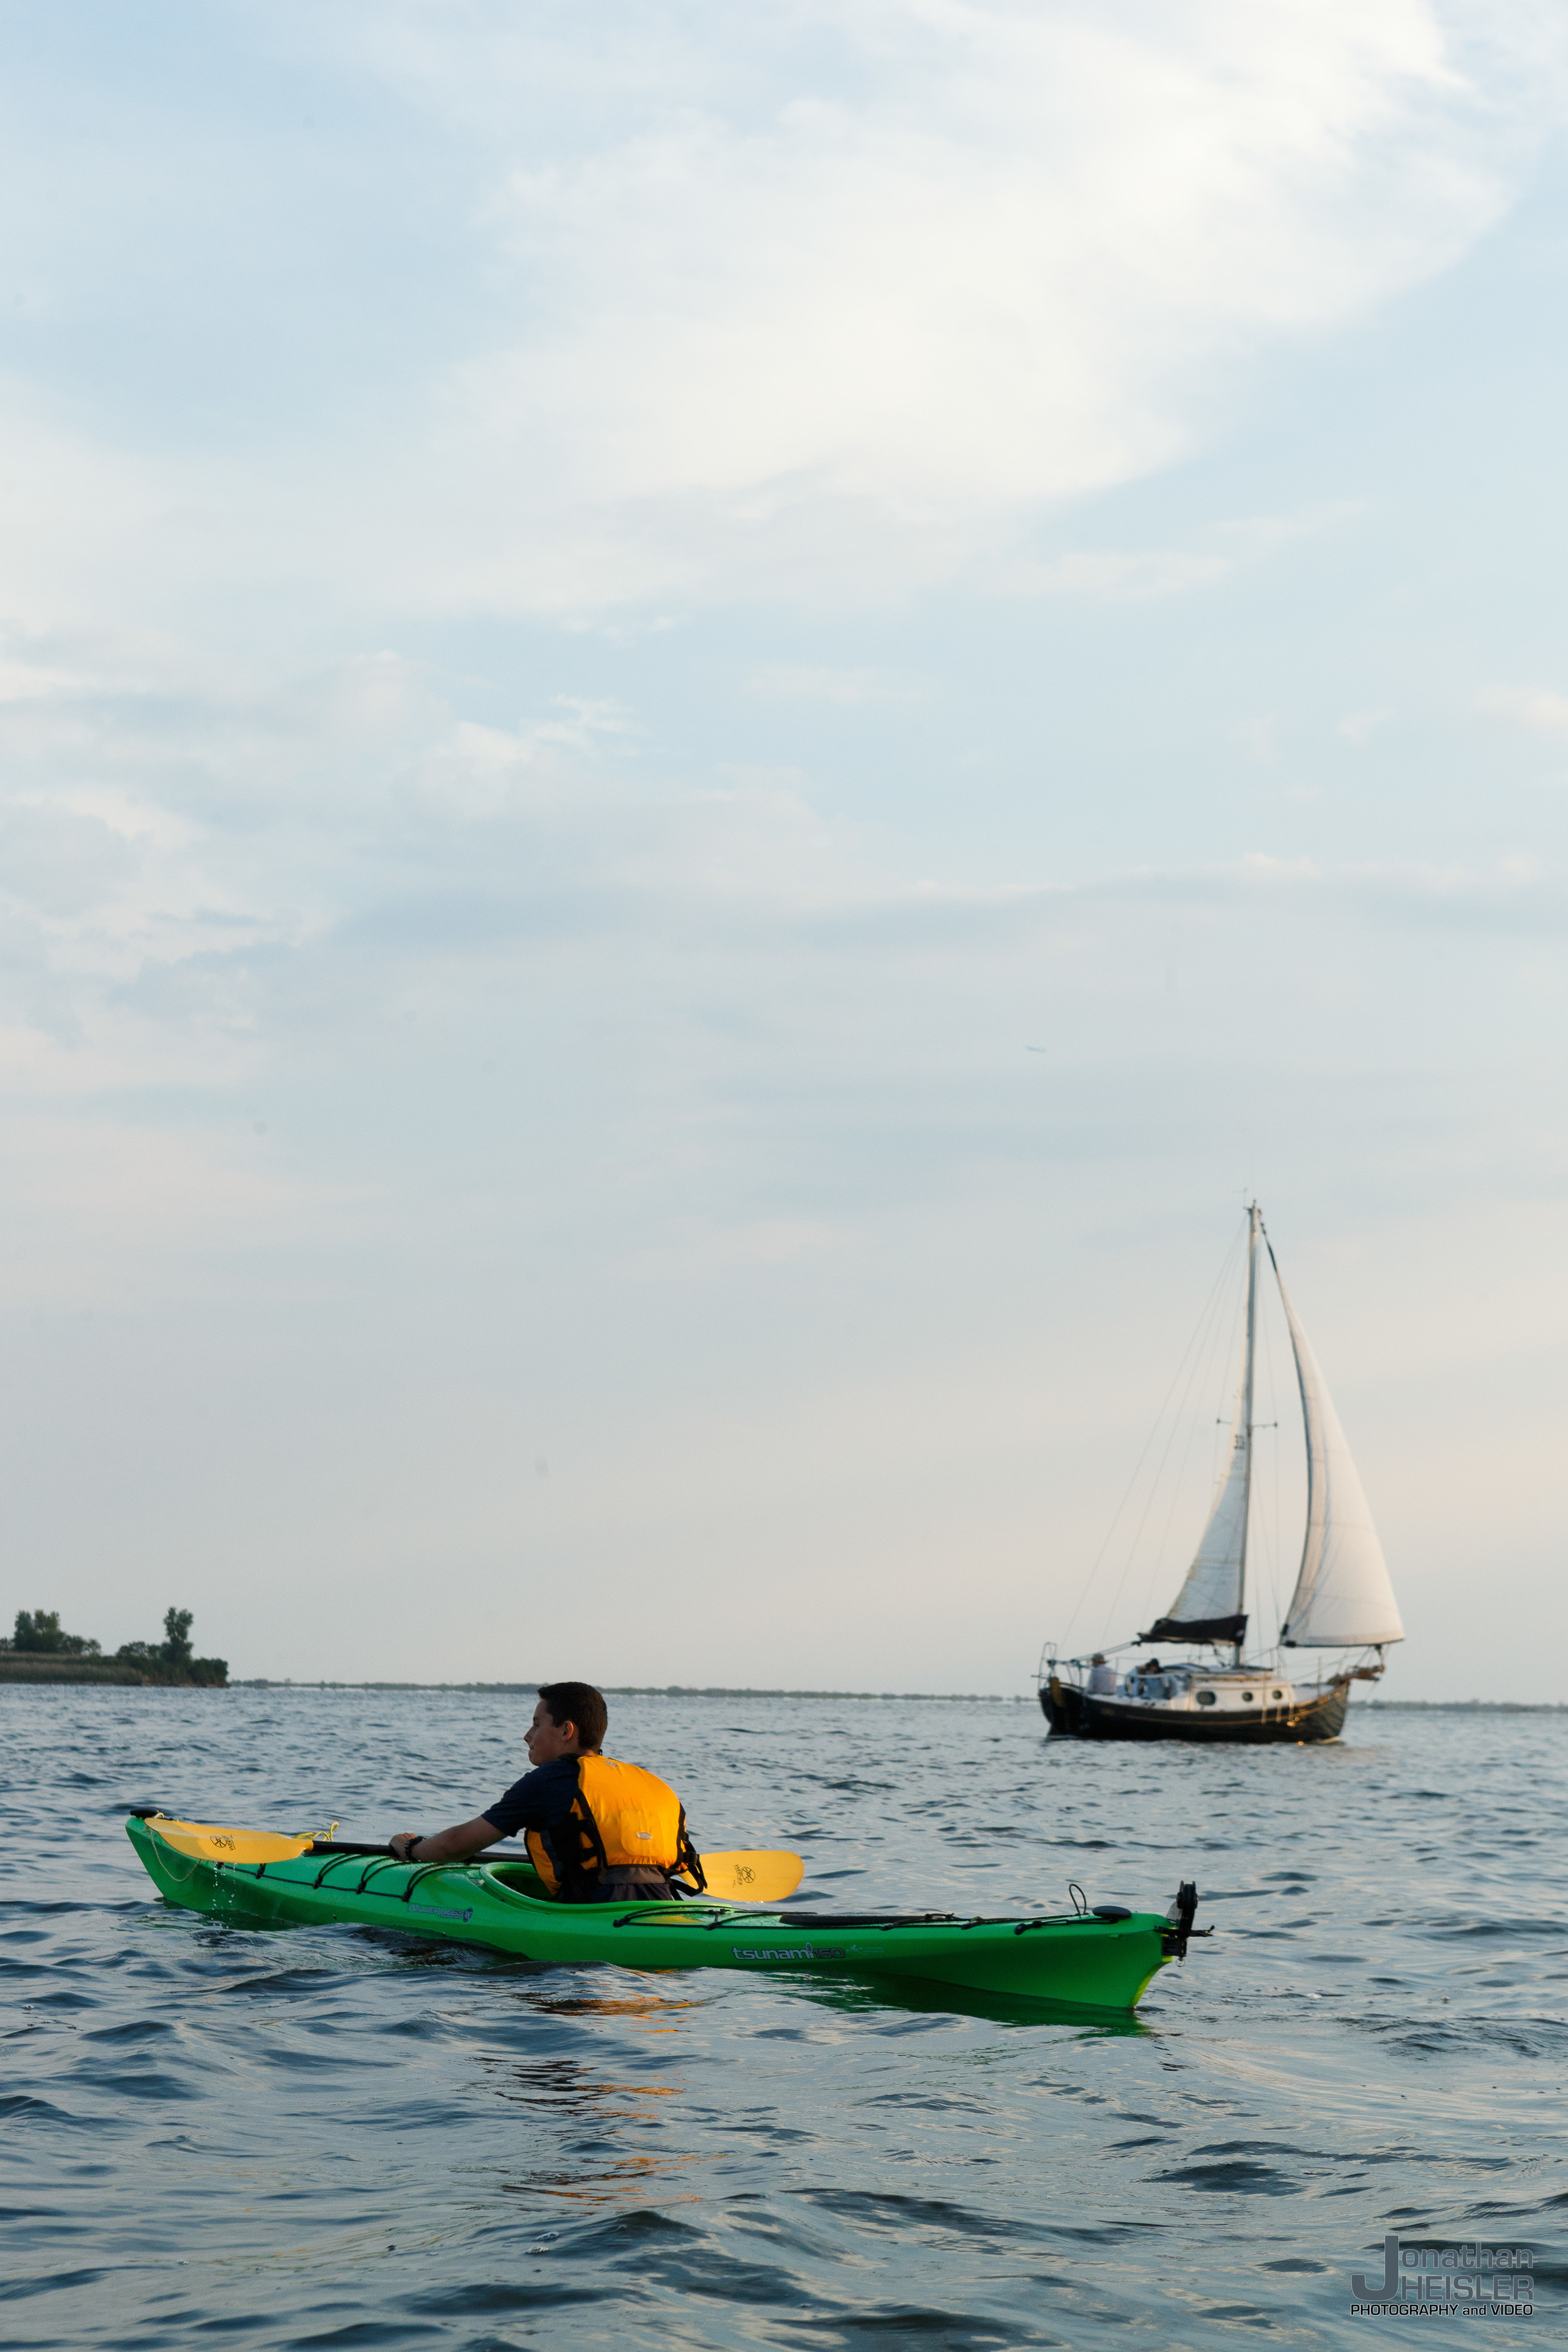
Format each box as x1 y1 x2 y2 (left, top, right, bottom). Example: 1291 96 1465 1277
1 2 1565 1695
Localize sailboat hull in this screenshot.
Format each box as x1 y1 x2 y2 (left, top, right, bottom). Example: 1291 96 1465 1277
1039 1676 1349 1744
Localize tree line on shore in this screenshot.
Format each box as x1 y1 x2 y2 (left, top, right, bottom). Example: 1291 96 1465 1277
1 1606 227 1686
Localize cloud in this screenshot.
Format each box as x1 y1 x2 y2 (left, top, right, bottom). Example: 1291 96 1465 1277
1482 686 1568 736
1002 548 1233 600
410 0 1566 608
2 3 1564 635
746 665 921 704
1339 709 1392 742
994 504 1360 600
3 637 1562 1110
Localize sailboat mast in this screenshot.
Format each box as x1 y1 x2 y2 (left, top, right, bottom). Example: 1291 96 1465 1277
1234 1202 1260 1666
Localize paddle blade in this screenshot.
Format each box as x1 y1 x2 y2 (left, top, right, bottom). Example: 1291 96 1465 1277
696 1850 804 1904
144 1815 317 1865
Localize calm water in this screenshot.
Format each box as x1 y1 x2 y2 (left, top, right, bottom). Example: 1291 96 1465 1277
2 1688 1562 2348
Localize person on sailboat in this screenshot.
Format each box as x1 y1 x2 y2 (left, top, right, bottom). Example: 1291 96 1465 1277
1087 1655 1118 1693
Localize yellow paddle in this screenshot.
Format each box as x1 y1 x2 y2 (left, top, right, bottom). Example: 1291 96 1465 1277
688 1850 804 1904
140 1816 804 1903
140 1815 322 1865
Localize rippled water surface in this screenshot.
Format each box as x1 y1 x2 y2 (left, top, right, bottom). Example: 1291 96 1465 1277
3 1688 1563 2348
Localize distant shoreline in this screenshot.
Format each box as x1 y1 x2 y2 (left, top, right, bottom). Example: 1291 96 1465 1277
1358 1698 1568 1712
4 1673 1561 1709
229 1682 1036 1700
0 1658 225 1687
231 1685 1565 1710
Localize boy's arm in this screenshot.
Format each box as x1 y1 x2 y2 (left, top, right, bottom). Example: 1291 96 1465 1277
388 1815 502 1864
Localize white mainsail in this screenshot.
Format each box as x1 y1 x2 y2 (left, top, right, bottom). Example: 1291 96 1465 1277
1273 1256 1404 1648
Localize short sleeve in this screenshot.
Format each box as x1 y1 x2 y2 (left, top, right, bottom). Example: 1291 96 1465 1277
483 1761 576 1841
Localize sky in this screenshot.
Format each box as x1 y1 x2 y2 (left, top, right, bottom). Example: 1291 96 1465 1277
1 0 1566 1698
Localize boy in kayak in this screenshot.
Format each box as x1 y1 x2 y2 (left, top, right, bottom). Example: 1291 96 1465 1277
388 1680 703 1902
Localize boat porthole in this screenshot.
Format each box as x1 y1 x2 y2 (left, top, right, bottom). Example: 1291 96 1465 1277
1241 1692 1255 1702
1196 1690 1216 1706
1271 1689 1283 1700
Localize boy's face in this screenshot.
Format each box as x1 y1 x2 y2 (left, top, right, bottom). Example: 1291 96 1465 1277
525 1698 580 1766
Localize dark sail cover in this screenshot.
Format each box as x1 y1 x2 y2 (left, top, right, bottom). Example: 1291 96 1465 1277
1140 1613 1247 1645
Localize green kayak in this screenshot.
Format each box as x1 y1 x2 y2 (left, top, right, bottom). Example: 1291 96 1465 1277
125 1813 1199 2012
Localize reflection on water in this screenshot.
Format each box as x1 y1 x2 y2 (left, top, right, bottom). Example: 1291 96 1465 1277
477 2038 695 2202
790 1971 1155 2033
1 1687 1562 2348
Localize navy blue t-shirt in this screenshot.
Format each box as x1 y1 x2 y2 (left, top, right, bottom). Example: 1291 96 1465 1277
481 1756 582 1846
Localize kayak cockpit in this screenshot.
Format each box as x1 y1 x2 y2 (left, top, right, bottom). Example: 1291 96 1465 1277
479 1860 552 1899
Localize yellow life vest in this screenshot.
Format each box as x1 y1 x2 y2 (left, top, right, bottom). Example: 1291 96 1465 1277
526 1754 704 1900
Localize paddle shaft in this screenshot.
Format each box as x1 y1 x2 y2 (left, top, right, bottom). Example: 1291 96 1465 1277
316 1841 800 1900
312 1840 524 1858
128 1814 800 1899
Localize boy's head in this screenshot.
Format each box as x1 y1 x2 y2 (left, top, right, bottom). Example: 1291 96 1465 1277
527 1680 608 1762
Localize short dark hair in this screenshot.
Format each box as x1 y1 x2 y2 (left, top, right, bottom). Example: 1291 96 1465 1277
537 1680 607 1752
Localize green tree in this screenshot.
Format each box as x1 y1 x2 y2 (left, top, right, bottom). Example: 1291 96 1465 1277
161 1608 194 1666
13 1609 100 1656
113 1607 226 1685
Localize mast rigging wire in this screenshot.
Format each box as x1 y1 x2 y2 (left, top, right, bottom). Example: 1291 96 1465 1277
1126 1229 1254 1638
1093 1227 1248 1648
1057 1219 1243 1649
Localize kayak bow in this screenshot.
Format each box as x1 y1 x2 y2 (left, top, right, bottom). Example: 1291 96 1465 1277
125 1813 1195 2011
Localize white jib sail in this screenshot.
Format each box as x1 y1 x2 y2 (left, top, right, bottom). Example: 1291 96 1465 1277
1275 1269 1404 1648
1160 1387 1250 1628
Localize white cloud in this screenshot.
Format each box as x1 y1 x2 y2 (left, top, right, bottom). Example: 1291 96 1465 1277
747 665 921 704
1483 686 1568 736
1002 548 1233 600
995 504 1359 600
0 4 1562 633
3 637 1561 1101
481 6 1480 516
412 0 1564 608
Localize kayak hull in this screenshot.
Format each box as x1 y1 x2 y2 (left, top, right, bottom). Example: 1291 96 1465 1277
125 1818 1176 2013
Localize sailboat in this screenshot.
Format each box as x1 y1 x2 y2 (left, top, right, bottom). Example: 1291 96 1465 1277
1039 1204 1402 1742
